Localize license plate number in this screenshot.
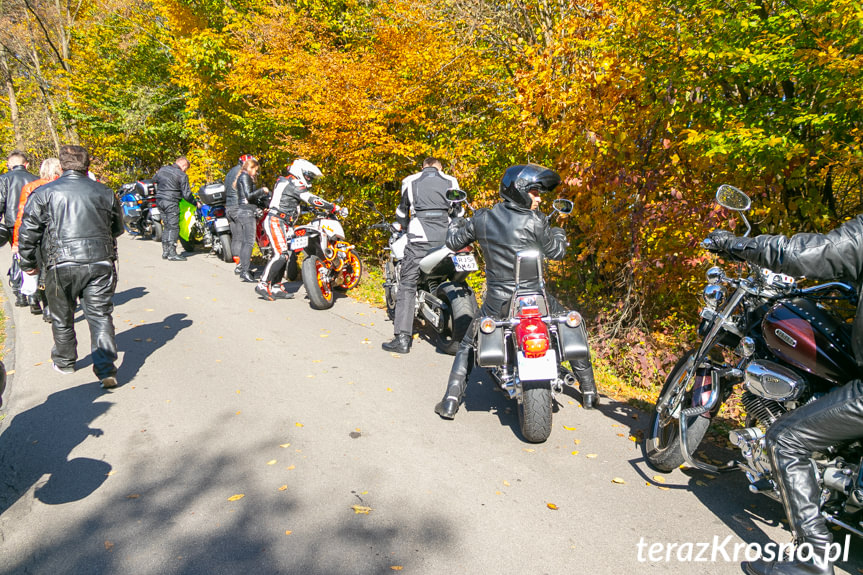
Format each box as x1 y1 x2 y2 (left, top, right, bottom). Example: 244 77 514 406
452 253 478 272
291 236 309 250
516 350 558 381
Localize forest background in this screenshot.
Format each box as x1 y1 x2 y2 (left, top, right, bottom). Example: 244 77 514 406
2 0 862 393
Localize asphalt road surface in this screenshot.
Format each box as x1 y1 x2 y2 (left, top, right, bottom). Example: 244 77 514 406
1 234 862 575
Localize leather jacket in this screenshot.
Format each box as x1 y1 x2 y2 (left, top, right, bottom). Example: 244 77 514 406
396 167 459 245
724 216 863 365
234 172 267 211
18 170 124 271
153 163 195 203
446 200 568 317
0 165 38 232
224 163 242 207
268 175 333 222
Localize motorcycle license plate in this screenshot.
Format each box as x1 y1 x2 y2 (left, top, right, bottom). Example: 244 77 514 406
291 236 309 251
452 253 478 272
516 350 558 382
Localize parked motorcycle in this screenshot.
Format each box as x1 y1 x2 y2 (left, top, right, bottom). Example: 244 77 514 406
290 203 362 310
473 199 590 443
176 184 233 262
119 179 161 241
645 185 863 537
366 190 479 354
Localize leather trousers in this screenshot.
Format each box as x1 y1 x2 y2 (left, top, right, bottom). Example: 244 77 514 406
156 198 180 254
393 241 434 336
44 261 118 379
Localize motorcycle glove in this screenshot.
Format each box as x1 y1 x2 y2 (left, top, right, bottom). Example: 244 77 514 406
706 230 755 260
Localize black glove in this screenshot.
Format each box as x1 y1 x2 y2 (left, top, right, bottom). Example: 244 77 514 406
705 229 736 253
0 226 8 248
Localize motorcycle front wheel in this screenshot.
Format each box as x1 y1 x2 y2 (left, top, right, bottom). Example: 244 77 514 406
519 380 553 443
218 232 233 263
335 251 362 291
644 350 710 472
302 255 335 310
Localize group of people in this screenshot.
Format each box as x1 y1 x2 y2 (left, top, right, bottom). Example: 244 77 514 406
3 142 863 575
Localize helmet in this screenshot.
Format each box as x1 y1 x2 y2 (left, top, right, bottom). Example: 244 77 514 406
289 159 323 187
499 164 561 209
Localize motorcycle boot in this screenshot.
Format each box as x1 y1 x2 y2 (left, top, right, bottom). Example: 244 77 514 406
743 536 834 575
435 340 473 419
163 230 186 261
239 271 255 283
382 333 412 354
14 292 27 307
256 282 275 301
271 283 294 299
28 295 42 315
572 358 599 409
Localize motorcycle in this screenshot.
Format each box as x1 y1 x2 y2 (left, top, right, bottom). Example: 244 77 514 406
119 179 161 241
474 199 591 443
176 183 233 262
366 190 480 354
645 185 863 537
290 203 362 310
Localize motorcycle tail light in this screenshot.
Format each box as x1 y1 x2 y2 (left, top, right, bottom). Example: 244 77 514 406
479 317 496 334
564 311 582 328
515 316 549 358
295 229 306 237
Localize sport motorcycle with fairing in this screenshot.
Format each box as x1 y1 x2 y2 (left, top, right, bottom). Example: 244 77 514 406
646 185 863 538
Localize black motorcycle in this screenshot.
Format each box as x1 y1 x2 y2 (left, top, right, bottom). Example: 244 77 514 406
646 185 863 538
367 191 479 354
119 179 161 241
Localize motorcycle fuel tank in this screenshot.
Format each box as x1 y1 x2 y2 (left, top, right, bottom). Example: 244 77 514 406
762 298 855 384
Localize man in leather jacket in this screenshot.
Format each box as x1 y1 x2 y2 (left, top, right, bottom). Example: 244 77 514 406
0 151 38 306
153 156 197 261
435 164 599 419
708 224 863 575
256 159 343 300
382 158 460 353
18 145 124 389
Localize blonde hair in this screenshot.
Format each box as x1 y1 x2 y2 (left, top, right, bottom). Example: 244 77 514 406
40 157 61 180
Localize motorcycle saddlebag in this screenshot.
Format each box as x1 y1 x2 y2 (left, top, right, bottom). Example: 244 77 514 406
135 179 157 197
199 183 226 206
558 321 590 362
477 325 506 368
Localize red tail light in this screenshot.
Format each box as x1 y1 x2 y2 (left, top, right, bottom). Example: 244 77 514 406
295 229 306 237
515 306 549 358
213 206 225 217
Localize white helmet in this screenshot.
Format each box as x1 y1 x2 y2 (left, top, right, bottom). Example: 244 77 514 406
289 159 322 188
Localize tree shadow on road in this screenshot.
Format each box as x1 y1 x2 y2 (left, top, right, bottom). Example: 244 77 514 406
112 286 149 307
0 383 112 518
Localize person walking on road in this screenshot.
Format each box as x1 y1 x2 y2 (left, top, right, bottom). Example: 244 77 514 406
153 156 198 261
381 157 459 354
0 150 38 307
17 145 124 389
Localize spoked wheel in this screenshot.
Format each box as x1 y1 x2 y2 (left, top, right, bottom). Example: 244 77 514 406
644 350 711 472
384 259 398 320
335 251 362 291
519 380 553 443
436 283 478 355
302 255 334 310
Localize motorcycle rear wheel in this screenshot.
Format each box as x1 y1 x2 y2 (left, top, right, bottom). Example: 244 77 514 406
218 232 233 263
436 283 478 355
519 380 553 443
286 252 299 282
644 350 711 472
150 221 163 243
384 259 398 320
302 255 335 310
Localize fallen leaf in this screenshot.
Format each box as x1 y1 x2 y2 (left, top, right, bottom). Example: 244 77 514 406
547 503 558 510
586 454 598 458
236 390 241 394
126 493 140 499
256 338 264 341
280 443 291 448
278 485 288 491
503 480 511 487
617 433 625 437
306 374 315 378
612 477 626 484
267 460 277 465
391 567 403 571
105 541 114 551
295 422 304 427
562 425 576 431
390 353 400 358
653 475 666 484
351 505 372 514
286 465 295 470
228 494 245 502
571 450 580 455
573 439 581 445
658 486 670 491
567 400 575 405
106 470 115 476
696 480 708 487
320 334 329 338
285 530 293 535
145 338 152 342
235 411 241 415
145 308 154 312
5 370 13 375
33 362 42 366
523 448 535 453
386 387 393 392
495 490 502 495
629 435 638 442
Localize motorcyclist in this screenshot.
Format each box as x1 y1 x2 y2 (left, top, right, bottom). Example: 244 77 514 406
153 156 199 261
231 157 268 283
0 150 38 307
434 164 599 419
708 223 863 575
381 157 460 353
255 159 344 300
224 154 256 272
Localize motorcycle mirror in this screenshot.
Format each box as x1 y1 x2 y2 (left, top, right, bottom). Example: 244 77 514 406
552 199 574 215
446 189 467 203
716 184 751 212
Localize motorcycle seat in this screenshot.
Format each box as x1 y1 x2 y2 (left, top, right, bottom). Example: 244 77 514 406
419 245 454 274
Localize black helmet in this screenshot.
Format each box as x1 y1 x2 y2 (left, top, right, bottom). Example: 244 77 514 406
499 164 561 209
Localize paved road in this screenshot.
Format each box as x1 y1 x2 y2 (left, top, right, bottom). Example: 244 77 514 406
1 234 862 575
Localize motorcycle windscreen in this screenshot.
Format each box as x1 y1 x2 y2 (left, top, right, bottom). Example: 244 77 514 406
178 199 197 241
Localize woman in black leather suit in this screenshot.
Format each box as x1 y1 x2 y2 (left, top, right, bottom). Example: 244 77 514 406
231 158 268 282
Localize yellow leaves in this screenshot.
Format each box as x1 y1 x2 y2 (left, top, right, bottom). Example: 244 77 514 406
652 475 666 484
351 505 372 514
561 425 576 431
285 530 293 535
586 454 598 459
611 477 626 485
278 485 288 491
391 567 403 571
546 503 559 510
295 422 304 427
228 494 245 501
267 460 277 465
280 443 291 448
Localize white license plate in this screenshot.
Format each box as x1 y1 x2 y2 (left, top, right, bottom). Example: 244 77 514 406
150 208 160 215
516 350 558 381
291 236 309 250
452 253 478 272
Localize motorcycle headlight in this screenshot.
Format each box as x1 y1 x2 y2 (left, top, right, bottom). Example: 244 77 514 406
702 284 726 310
706 266 724 285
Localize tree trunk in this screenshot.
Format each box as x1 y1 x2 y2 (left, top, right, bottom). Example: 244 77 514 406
0 45 24 150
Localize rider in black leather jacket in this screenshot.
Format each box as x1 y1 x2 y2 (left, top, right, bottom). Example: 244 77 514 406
0 152 38 306
231 158 268 282
434 164 598 419
709 224 863 575
153 157 197 261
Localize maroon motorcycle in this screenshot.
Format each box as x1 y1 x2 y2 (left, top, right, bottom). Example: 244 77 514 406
646 185 863 538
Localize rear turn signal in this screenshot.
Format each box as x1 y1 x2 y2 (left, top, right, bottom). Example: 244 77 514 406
564 311 582 328
479 317 496 334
